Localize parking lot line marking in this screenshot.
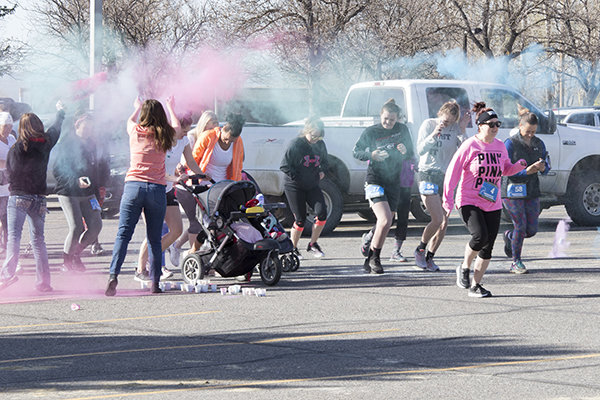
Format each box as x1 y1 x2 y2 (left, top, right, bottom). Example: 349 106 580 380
253 329 399 343
62 352 600 400
0 329 398 365
0 311 221 331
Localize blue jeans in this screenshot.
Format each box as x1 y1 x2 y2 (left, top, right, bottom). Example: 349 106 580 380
109 181 166 283
0 195 50 287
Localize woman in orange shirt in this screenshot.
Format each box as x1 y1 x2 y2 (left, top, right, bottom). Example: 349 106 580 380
192 113 245 183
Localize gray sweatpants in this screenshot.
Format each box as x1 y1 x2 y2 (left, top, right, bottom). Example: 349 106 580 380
58 195 103 255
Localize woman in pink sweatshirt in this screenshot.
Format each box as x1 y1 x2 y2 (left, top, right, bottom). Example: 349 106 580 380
443 102 526 298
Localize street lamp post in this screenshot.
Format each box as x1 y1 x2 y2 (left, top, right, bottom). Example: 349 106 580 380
89 0 102 110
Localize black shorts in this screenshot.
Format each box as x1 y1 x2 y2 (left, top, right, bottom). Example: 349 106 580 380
166 188 179 207
367 184 400 210
418 170 445 196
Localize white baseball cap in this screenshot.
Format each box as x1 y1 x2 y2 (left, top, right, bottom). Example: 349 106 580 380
0 112 13 126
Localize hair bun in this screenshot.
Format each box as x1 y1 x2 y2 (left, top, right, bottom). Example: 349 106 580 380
472 102 487 114
385 99 396 106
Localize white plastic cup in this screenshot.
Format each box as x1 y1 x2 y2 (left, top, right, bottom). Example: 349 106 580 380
201 284 209 293
163 282 171 291
220 287 227 295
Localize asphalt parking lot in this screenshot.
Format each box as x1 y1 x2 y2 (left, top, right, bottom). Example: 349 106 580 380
0 203 599 400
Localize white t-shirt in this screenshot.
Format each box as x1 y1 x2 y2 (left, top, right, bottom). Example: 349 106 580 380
165 137 189 191
0 135 17 197
204 142 233 183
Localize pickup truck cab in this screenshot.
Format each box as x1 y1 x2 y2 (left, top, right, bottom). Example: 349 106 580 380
243 80 600 234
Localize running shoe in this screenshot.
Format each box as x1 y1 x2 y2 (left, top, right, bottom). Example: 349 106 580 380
456 265 470 289
360 232 371 257
307 242 325 258
15 264 24 276
0 276 18 291
413 248 427 270
35 283 53 292
161 267 174 280
425 258 440 272
503 230 513 258
150 282 162 294
90 242 105 256
369 257 384 274
390 248 407 262
134 269 150 282
293 247 304 260
468 283 492 298
105 277 118 297
168 244 181 267
509 260 529 274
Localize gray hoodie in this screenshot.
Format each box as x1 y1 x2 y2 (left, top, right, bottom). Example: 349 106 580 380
417 118 465 173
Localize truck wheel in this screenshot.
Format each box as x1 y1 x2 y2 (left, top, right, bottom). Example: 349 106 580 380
410 197 431 223
266 195 295 229
565 171 600 226
357 209 376 222
302 177 344 237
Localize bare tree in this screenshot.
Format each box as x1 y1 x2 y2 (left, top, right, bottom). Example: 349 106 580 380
339 0 446 81
547 0 600 105
446 0 548 59
28 0 213 96
227 0 370 115
0 3 23 77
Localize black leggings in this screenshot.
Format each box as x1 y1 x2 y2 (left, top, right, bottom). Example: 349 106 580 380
459 205 502 260
284 184 327 228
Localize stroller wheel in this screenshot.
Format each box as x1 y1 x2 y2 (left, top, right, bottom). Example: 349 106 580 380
290 253 300 272
280 255 292 273
181 253 204 284
259 253 282 286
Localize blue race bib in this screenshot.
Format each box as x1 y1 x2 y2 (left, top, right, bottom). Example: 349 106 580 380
507 183 527 198
419 181 439 195
478 181 498 202
365 184 385 199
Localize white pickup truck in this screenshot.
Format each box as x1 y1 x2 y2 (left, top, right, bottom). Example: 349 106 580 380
242 79 600 234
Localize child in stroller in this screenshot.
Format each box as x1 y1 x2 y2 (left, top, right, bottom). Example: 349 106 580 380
176 177 295 286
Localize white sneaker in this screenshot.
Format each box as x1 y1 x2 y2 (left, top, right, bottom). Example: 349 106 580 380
161 267 174 280
168 244 181 267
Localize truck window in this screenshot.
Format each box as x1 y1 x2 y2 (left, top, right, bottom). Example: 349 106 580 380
480 89 549 134
342 88 406 120
343 88 369 117
367 89 406 119
426 87 470 118
567 113 595 126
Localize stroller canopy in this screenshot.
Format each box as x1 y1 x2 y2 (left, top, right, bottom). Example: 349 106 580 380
201 180 257 218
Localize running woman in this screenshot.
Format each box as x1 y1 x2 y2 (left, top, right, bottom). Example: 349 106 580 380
443 102 526 297
280 117 329 258
501 107 549 274
414 100 469 271
353 99 413 274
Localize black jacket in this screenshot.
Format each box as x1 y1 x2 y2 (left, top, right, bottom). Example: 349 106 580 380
280 136 329 189
53 132 110 198
501 134 548 199
7 110 64 196
352 122 414 188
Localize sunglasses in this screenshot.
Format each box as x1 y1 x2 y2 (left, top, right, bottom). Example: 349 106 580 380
482 121 502 128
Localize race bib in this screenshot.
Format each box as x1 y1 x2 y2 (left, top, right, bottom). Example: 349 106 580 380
419 181 439 195
507 183 527 198
365 184 385 200
478 181 498 202
90 198 102 211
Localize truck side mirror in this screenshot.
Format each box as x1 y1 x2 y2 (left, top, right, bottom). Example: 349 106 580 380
547 109 557 134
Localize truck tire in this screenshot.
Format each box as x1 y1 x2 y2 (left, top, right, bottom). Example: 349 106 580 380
357 209 376 222
410 197 431 223
302 177 344 237
266 195 295 229
565 171 600 226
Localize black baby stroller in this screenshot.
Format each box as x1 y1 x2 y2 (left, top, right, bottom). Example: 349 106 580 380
177 177 291 286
